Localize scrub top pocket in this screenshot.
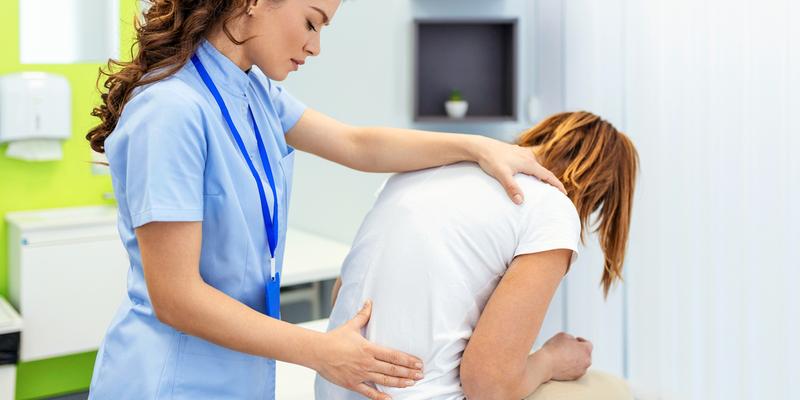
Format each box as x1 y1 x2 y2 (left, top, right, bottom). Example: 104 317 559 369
172 333 271 399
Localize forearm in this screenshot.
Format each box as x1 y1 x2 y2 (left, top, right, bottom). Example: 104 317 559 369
349 126 490 173
159 280 324 369
509 349 554 398
462 349 552 399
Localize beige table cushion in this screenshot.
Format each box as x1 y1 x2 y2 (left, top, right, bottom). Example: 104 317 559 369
524 370 633 400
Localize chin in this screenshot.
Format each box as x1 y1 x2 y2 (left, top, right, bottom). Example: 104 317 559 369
258 65 290 81
267 70 290 81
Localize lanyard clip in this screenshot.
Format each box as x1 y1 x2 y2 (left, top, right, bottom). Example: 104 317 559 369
270 257 276 281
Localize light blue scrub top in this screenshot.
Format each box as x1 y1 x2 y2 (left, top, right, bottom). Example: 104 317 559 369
89 40 307 399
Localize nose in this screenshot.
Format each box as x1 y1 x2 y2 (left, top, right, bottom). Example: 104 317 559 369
304 34 321 57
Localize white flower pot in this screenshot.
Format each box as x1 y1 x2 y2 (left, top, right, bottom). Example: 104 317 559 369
445 100 469 119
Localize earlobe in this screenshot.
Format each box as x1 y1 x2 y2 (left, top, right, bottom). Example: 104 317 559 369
248 0 259 16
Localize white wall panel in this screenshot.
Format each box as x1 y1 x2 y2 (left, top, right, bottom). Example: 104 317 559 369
615 0 799 398
561 0 627 378
558 0 799 397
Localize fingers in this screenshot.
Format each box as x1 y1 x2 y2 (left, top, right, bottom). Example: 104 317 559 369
520 151 567 195
366 372 417 389
524 147 567 195
354 383 391 400
500 176 525 205
347 300 373 329
372 360 424 381
536 167 567 194
370 345 424 370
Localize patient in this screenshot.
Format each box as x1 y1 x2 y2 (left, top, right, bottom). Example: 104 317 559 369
315 112 639 399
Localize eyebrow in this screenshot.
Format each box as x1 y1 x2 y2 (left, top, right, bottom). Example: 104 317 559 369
310 6 330 25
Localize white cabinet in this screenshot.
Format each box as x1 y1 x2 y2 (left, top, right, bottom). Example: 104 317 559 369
4 206 348 362
6 206 128 361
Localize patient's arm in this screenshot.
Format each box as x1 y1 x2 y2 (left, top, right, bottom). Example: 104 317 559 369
460 249 583 399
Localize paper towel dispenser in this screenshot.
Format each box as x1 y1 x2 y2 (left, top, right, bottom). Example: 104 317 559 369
0 72 71 161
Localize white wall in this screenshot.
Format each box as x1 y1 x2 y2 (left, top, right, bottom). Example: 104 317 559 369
282 0 542 241
282 0 414 243
561 0 799 398
560 0 628 378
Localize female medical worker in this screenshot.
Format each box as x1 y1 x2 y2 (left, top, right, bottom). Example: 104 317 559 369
85 0 565 399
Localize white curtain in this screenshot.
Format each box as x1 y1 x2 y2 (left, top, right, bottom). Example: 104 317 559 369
559 0 799 398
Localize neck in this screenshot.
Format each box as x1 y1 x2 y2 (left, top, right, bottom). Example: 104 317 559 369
206 26 253 72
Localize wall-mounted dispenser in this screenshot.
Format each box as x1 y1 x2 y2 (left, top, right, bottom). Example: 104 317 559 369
0 73 71 161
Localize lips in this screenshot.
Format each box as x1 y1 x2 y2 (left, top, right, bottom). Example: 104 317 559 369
290 59 305 70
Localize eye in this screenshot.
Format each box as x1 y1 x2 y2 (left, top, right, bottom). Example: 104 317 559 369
306 20 318 32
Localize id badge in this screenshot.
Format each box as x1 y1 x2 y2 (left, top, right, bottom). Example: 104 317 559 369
266 271 281 319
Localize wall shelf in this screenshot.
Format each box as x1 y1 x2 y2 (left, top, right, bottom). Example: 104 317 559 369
414 18 518 122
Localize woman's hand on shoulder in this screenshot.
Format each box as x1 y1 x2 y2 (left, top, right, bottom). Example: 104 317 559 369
313 300 424 400
471 136 567 204
538 332 593 381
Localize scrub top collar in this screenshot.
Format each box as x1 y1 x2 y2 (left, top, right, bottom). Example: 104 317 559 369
195 39 252 98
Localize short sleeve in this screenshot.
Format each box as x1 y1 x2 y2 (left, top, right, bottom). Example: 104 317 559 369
268 79 307 134
514 189 582 268
110 86 207 228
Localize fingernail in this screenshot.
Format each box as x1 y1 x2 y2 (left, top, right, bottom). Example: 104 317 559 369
405 379 415 386
513 194 523 205
415 362 423 369
414 372 423 379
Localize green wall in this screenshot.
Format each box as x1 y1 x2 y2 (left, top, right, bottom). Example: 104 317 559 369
0 1 138 398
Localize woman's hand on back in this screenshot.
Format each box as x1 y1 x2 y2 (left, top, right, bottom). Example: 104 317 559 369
472 136 567 204
538 332 593 381
313 300 424 400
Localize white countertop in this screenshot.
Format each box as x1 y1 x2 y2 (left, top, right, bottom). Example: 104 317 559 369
0 296 22 335
6 206 350 287
282 228 350 287
4 206 117 231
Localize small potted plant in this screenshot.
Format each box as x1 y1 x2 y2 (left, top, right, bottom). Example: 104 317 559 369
445 89 469 119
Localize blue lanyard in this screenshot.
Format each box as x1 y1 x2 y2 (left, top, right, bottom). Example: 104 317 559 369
190 55 280 280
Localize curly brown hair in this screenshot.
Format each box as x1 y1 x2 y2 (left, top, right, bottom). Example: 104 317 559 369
86 0 263 153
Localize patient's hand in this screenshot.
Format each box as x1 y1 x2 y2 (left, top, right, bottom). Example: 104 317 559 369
539 332 593 381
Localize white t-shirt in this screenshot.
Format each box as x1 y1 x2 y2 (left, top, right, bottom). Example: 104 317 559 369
315 162 580 399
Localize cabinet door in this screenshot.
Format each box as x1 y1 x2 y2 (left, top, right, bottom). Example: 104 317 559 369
19 234 128 361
